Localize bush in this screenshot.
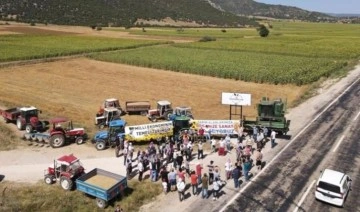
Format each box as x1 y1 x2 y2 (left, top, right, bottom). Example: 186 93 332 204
258 24 269 37
96 26 102 31
221 29 226 33
199 36 216 42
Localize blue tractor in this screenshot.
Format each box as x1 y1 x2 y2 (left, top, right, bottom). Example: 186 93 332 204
93 119 126 150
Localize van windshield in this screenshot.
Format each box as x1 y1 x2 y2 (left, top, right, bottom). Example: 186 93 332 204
318 181 341 193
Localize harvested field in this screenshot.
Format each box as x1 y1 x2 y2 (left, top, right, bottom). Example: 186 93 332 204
84 175 118 190
0 57 307 137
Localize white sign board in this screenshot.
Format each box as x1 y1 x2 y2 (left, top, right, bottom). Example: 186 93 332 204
125 121 173 142
221 92 251 105
191 120 242 135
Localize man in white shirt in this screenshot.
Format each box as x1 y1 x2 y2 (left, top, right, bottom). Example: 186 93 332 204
271 130 276 148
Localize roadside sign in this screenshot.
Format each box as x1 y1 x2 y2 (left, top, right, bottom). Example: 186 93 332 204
221 92 251 105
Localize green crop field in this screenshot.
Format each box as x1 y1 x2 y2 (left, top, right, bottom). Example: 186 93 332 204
106 27 258 38
92 22 360 85
0 34 169 62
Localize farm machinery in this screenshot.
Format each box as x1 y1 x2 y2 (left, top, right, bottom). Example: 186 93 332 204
96 98 122 116
147 100 173 122
243 97 291 135
0 106 48 133
24 117 86 148
95 107 122 129
44 154 85 190
170 106 194 120
92 119 125 150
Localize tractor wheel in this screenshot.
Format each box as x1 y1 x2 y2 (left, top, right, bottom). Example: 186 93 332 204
60 176 73 191
16 118 24 130
149 115 157 122
96 198 107 209
44 175 55 185
75 136 84 145
95 141 106 151
50 134 65 148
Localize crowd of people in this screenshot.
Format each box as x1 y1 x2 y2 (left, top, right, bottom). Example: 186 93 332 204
116 125 276 204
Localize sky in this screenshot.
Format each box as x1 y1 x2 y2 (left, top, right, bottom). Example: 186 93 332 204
255 0 360 14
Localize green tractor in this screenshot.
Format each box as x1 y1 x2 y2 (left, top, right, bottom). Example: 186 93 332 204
172 116 191 141
243 97 290 135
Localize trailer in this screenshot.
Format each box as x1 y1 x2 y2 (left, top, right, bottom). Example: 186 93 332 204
0 106 48 133
76 168 127 208
125 101 150 115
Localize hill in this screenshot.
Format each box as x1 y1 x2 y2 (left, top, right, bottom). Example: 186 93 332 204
208 0 334 21
0 0 258 27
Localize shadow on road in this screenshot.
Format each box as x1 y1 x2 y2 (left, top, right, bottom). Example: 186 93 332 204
0 175 4 182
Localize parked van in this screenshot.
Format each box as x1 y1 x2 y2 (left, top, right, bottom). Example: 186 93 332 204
315 169 352 207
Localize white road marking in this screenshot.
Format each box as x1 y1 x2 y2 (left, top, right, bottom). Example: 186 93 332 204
332 135 345 152
354 111 360 122
218 77 360 212
293 180 316 212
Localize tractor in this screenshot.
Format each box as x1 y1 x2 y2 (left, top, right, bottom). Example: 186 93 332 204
95 107 122 129
147 100 173 122
0 106 48 133
172 116 192 141
96 98 122 117
44 154 85 190
170 106 194 120
93 119 126 150
49 117 86 148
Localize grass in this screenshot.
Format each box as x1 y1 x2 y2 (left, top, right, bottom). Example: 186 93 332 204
0 34 170 62
0 179 162 212
0 123 23 151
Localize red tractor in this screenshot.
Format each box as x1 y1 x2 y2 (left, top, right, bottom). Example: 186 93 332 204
44 154 85 190
49 117 86 148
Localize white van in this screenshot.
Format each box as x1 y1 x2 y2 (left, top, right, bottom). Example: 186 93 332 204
315 169 352 207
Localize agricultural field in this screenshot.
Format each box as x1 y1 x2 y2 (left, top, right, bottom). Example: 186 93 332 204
91 22 360 85
0 27 169 62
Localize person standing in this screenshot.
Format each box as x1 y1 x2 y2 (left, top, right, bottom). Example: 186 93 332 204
212 177 222 200
254 149 263 170
270 130 276 148
137 160 144 181
225 134 231 152
126 157 132 179
208 160 214 184
190 171 198 195
177 178 186 202
204 125 211 141
123 146 128 166
128 142 134 161
198 127 205 141
198 141 204 159
225 158 232 180
201 173 209 199
231 163 241 189
168 168 177 191
211 138 217 153
243 158 251 181
196 162 203 184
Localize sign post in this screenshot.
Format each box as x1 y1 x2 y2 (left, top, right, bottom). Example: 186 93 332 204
221 92 251 122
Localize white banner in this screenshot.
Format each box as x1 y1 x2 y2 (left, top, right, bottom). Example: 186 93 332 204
125 121 173 142
222 92 251 105
190 120 242 135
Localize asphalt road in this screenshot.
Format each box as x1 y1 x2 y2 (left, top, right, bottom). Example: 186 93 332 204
221 78 360 212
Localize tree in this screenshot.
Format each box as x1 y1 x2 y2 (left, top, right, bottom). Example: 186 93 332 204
258 24 269 37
